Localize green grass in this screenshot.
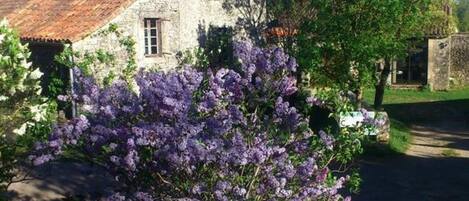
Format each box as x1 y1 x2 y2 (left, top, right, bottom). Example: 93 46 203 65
363 87 469 105
360 87 469 156
362 87 469 156
363 118 411 157
388 119 411 153
441 149 460 157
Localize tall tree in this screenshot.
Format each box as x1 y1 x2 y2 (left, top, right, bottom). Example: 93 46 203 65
373 0 456 110
268 0 456 110
290 0 428 100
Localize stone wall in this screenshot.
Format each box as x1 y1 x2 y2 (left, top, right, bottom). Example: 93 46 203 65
427 38 451 91
72 0 242 80
450 33 469 86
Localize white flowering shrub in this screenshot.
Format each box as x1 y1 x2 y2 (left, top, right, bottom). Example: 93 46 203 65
0 19 50 138
0 19 56 192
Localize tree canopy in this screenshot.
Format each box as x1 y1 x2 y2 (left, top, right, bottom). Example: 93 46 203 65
268 0 456 109
456 0 469 32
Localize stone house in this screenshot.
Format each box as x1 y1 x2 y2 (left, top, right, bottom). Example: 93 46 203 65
0 0 246 83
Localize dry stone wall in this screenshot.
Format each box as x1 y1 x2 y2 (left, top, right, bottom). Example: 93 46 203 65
450 33 469 86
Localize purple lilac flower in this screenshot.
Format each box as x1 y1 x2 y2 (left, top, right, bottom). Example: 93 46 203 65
31 42 351 201
307 96 325 107
134 192 154 201
104 193 126 201
319 130 334 150
32 154 54 166
279 76 298 96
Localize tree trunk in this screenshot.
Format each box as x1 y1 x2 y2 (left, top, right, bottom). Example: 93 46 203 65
374 58 392 110
354 87 363 108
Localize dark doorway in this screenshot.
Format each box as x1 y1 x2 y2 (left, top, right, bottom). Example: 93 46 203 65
27 42 71 116
394 40 428 85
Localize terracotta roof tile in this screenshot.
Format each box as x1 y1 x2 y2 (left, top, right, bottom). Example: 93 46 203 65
264 27 298 38
0 0 135 42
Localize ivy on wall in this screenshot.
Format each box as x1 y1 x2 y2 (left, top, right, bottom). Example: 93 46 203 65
55 23 138 87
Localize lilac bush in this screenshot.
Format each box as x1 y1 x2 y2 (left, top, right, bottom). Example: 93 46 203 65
32 42 353 200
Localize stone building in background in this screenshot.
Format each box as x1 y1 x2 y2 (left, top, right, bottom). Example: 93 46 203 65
0 0 249 84
389 3 469 91
390 34 469 91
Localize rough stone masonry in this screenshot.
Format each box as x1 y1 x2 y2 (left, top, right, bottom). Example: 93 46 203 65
72 0 246 80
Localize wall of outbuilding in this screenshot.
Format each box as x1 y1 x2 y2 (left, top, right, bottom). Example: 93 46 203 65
449 33 469 87
427 38 451 91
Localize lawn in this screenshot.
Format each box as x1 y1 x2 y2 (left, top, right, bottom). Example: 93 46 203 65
363 87 469 105
388 119 411 153
363 87 469 154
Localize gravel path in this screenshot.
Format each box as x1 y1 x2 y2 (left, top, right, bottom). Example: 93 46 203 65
356 100 469 201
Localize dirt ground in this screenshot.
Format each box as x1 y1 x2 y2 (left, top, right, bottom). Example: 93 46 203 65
356 99 469 201
6 161 117 201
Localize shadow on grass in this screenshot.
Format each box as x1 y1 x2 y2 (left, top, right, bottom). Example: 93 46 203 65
363 99 469 157
362 119 411 158
357 99 469 201
383 99 469 124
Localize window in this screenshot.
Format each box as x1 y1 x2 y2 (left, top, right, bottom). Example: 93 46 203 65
144 18 161 56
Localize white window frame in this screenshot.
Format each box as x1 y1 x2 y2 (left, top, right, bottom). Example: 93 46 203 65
144 18 162 56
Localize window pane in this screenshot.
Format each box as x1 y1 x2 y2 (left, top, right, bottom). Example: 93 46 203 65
150 29 157 37
144 20 148 28
151 38 157 46
150 20 156 28
145 46 149 55
151 46 157 54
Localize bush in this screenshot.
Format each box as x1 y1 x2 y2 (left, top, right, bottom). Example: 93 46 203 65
0 19 56 192
33 42 358 200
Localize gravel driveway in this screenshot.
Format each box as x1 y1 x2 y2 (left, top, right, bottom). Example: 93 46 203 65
356 99 469 201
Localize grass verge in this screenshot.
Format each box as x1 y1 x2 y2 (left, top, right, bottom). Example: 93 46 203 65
441 149 460 157
363 119 411 157
388 119 411 153
363 87 469 105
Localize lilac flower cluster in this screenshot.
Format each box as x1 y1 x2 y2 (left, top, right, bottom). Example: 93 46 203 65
31 42 350 200
360 108 387 128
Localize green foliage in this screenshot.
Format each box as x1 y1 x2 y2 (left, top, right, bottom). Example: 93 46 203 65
19 101 58 147
456 0 469 32
47 74 67 99
389 119 411 153
55 23 138 86
441 149 460 157
270 0 457 99
0 19 57 193
0 19 49 139
0 100 57 194
294 0 430 91
176 48 210 68
363 87 469 104
424 0 458 36
177 25 236 70
347 171 362 194
299 87 366 177
0 136 16 192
